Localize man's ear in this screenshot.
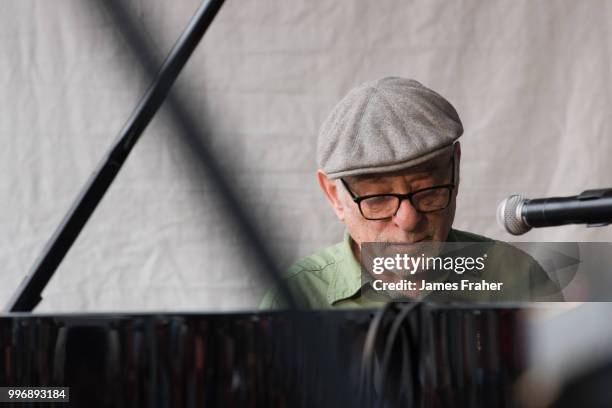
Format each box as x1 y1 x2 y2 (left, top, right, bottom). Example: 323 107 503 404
454 141 461 162
317 170 345 221
453 141 461 188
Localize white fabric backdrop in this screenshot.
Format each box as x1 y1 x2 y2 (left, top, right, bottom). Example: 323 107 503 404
1 0 611 312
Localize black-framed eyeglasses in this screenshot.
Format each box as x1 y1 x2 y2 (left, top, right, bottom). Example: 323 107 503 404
340 157 455 221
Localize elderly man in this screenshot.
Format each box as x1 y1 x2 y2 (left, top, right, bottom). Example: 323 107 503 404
260 77 561 309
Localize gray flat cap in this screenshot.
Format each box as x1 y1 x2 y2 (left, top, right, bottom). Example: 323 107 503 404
317 77 463 179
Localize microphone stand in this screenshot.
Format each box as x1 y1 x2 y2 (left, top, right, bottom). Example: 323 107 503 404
4 0 225 312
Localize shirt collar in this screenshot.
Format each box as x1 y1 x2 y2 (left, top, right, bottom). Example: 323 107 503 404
326 230 366 305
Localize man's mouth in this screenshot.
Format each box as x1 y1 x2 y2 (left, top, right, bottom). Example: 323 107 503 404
412 237 430 243
378 236 431 245
403 236 432 244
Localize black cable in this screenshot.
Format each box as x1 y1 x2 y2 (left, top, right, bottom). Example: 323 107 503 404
361 301 420 408
377 302 419 408
361 302 396 402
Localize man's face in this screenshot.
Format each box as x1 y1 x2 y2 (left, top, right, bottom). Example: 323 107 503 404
318 145 460 248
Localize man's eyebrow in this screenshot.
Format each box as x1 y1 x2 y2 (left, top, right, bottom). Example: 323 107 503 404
347 163 442 183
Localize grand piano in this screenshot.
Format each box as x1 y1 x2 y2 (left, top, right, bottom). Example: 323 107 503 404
0 1 606 407
1 306 529 407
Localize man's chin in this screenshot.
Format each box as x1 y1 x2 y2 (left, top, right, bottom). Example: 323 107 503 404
373 238 444 259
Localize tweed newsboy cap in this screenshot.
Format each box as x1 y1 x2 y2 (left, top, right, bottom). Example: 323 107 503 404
317 77 463 179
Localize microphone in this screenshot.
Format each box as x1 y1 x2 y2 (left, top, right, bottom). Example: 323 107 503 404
497 189 612 235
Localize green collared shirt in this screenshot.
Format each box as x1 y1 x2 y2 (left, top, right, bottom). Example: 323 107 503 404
259 229 562 309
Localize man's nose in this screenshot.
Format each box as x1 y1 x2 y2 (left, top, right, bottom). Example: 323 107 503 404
392 198 423 231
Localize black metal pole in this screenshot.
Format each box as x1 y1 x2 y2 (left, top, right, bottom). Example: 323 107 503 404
4 0 226 312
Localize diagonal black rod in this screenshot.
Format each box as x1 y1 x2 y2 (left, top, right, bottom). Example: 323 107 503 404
101 7 356 406
4 0 292 312
100 0 297 310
